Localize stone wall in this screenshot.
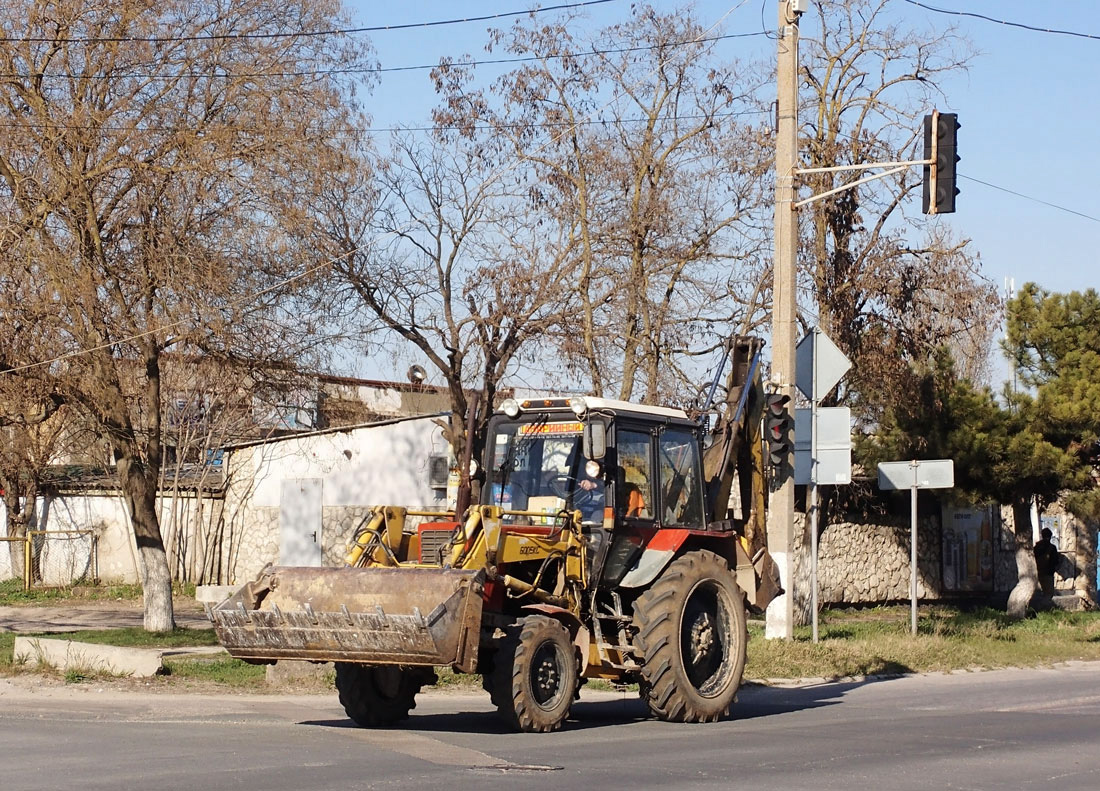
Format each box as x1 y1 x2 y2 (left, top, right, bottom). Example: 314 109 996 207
228 505 279 583
323 506 374 568
811 504 1098 608
817 519 940 605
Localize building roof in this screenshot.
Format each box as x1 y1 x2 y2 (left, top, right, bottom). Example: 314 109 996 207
219 411 449 451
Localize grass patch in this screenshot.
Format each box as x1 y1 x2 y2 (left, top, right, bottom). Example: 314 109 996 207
26 627 219 648
0 578 143 605
745 605 1100 682
0 632 15 672
0 578 197 606
432 667 483 690
161 656 269 688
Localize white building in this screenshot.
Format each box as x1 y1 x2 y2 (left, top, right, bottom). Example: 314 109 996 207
0 414 453 586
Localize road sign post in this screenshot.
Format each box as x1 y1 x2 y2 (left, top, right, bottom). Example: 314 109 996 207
878 460 955 635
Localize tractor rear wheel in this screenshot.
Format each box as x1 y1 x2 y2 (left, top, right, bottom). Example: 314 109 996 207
632 549 746 723
335 663 435 727
488 615 577 733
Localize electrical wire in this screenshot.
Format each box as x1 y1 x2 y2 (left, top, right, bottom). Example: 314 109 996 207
0 108 770 137
826 127 1100 225
959 174 1100 224
902 1 1100 42
0 1 618 45
0 31 768 81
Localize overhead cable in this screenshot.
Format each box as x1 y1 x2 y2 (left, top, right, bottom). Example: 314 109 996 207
0 0 618 45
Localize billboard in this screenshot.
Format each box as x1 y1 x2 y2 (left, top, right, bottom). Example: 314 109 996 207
942 505 994 592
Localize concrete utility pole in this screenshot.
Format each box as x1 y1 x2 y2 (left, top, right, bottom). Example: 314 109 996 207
766 0 802 640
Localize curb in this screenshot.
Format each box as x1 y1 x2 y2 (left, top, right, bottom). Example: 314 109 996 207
195 585 241 605
13 637 226 678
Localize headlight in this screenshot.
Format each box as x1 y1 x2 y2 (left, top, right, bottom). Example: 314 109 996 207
501 398 520 418
568 396 587 417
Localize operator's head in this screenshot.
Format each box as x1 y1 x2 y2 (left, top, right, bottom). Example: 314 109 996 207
1041 527 1053 540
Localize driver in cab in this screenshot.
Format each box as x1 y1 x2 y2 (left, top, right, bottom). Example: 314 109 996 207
573 468 605 523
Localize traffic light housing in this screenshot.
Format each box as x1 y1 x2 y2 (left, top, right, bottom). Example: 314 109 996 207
922 111 960 214
764 393 793 470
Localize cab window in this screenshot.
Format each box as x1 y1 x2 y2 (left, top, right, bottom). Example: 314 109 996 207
616 428 653 520
486 418 601 523
657 427 703 526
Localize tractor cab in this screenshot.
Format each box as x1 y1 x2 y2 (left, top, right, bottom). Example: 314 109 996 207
483 396 708 528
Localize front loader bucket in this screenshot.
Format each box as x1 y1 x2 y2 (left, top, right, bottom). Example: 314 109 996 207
210 566 485 672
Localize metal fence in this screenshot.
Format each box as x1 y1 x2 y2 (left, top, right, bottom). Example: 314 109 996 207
0 531 99 589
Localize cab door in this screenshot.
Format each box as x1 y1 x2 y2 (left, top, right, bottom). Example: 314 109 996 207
594 424 656 587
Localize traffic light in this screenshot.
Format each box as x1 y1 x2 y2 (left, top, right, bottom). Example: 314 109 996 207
922 111 960 214
764 393 793 469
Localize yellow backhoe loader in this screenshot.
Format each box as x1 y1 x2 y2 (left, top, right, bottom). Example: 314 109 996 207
211 336 781 732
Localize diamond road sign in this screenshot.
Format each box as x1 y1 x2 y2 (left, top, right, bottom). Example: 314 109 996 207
796 329 852 402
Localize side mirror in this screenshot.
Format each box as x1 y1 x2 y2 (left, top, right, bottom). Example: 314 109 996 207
583 422 606 460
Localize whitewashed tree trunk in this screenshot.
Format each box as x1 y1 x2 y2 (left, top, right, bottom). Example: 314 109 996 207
1007 498 1038 619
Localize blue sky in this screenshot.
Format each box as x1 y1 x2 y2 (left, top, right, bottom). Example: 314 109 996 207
341 0 1100 382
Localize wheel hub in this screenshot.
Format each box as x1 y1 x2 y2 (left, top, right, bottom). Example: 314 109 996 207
531 644 563 707
690 611 716 665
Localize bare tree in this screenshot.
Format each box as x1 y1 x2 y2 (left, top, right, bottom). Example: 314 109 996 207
307 131 573 463
0 375 66 578
433 5 775 405
0 0 372 630
158 356 283 584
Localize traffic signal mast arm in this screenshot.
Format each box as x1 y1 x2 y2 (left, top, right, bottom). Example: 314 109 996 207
792 160 927 209
791 110 958 214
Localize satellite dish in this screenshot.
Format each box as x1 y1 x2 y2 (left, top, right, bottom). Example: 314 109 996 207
407 364 427 384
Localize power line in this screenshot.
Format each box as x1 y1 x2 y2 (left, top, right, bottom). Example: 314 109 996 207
960 174 1100 224
902 1 1100 42
0 31 769 81
0 109 770 137
0 1 617 45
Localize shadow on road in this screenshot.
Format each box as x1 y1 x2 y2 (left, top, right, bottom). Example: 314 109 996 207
300 673 908 734
733 674 906 719
300 700 649 735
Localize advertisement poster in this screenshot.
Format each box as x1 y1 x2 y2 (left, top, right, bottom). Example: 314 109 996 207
1040 514 1063 548
942 505 994 591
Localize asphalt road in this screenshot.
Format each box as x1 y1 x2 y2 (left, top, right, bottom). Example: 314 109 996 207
3 663 1099 791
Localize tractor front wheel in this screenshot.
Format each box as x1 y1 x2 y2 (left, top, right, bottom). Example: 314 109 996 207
488 615 577 733
632 549 747 723
335 663 435 727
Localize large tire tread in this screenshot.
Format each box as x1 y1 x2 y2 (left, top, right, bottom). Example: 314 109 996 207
632 549 747 723
335 663 435 727
488 615 576 733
